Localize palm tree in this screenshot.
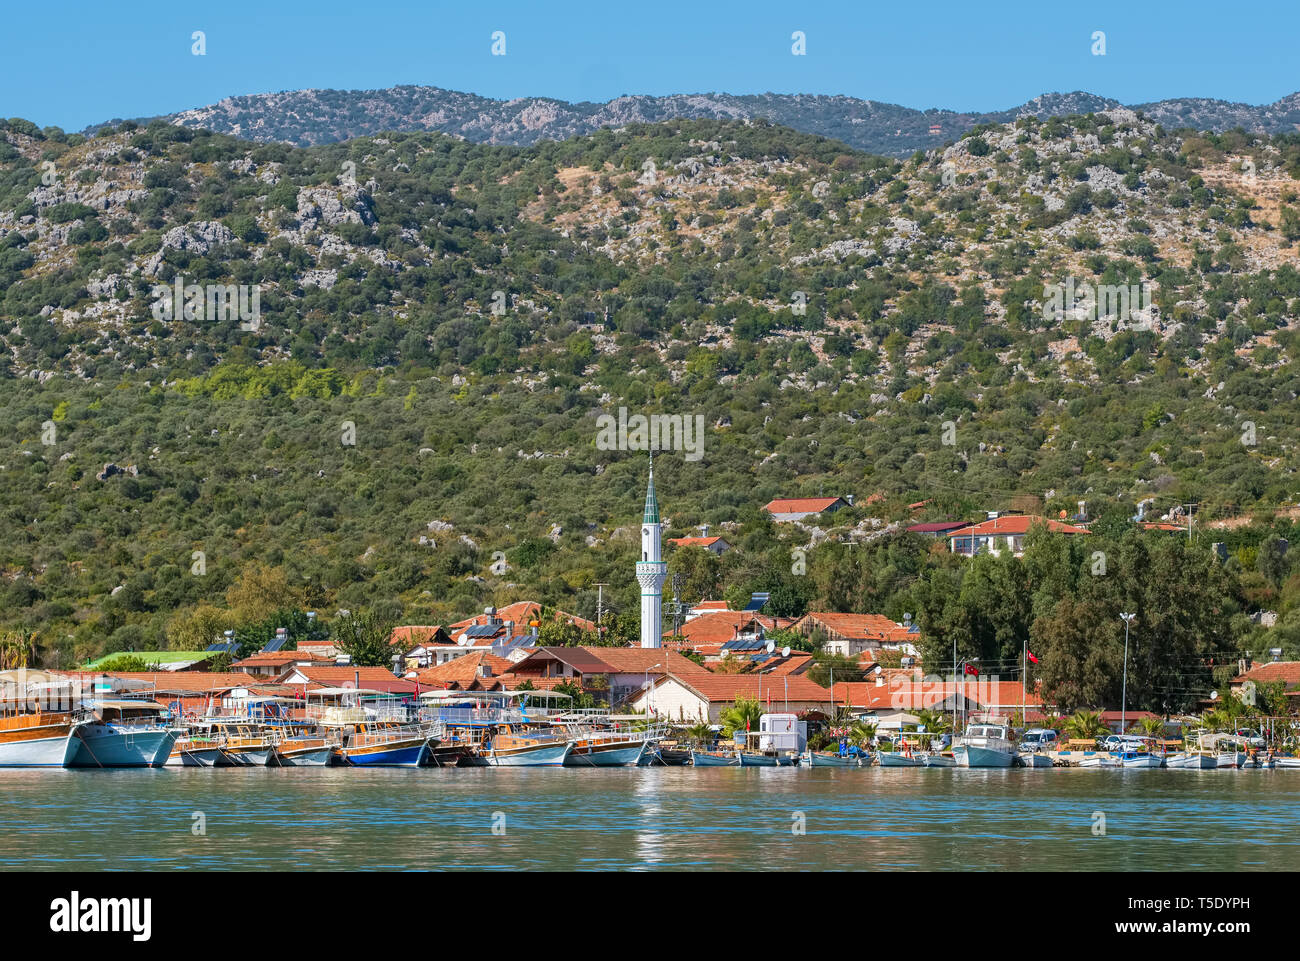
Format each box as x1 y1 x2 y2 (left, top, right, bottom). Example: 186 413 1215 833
1063 710 1109 742
915 709 951 735
684 722 714 747
1129 716 1165 738
719 695 763 738
847 720 878 749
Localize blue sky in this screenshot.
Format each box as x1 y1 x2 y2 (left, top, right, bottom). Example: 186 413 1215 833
4 0 1297 131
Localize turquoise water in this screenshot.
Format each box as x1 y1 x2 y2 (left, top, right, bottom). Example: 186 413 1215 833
1 767 1296 871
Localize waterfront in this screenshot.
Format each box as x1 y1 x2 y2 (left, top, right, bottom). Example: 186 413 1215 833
2 767 1297 871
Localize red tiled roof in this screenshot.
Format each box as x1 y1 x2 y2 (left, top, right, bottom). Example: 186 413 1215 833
764 497 845 515
793 612 915 643
948 514 1091 537
832 677 1044 711
232 651 331 667
56 671 254 693
1234 661 1300 687
576 647 710 675
692 600 731 612
388 625 449 647
668 611 797 646
758 653 814 675
448 601 595 633
667 536 727 548
653 672 833 704
907 521 969 533
413 651 515 687
282 666 419 694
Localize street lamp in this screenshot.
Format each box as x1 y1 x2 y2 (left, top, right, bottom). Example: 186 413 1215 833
645 663 661 717
1120 613 1137 735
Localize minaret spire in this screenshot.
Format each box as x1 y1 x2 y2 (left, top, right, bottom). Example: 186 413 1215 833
636 453 667 649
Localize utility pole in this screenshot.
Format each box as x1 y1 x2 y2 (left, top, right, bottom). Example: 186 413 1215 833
594 583 608 642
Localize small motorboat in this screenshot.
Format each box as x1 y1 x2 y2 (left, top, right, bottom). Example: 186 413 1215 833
1077 753 1123 768
1274 755 1300 769
922 752 957 768
1119 751 1165 769
1016 751 1054 768
690 748 739 767
806 750 860 767
1165 752 1217 769
877 750 924 767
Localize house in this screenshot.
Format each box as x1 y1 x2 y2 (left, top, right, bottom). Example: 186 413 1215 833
628 672 835 723
230 650 333 680
412 651 516 690
1230 660 1300 708
57 671 255 715
947 513 1090 557
664 611 797 659
791 612 919 658
81 650 225 672
447 601 595 635
666 535 731 555
833 676 1048 724
763 497 849 522
686 600 731 620
275 665 421 695
508 646 708 706
906 521 968 538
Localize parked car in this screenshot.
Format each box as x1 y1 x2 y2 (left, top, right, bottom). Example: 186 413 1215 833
1019 729 1058 751
1102 734 1148 751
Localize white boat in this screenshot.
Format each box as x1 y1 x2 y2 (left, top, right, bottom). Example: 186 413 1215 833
921 752 956 767
953 723 1017 768
564 725 658 767
1017 752 1054 768
1120 751 1165 768
67 700 177 768
484 725 573 767
1215 751 1244 769
1165 752 1217 769
1274 756 1300 769
1078 754 1123 768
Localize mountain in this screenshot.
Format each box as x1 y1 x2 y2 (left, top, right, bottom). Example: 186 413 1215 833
86 85 1300 157
5 106 1300 665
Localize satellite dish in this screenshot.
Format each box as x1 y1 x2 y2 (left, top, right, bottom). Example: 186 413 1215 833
1210 691 1219 701
873 664 883 676
766 640 776 655
781 646 791 658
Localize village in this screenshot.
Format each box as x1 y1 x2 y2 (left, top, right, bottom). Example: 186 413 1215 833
2 463 1296 770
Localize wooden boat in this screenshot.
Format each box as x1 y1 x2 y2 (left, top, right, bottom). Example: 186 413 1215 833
690 748 739 766
165 730 227 767
0 709 80 767
269 733 336 767
565 727 655 767
877 749 924 767
1078 754 1123 768
1016 752 1053 768
1215 751 1244 769
483 724 572 767
1119 751 1165 768
336 722 433 767
67 700 177 768
641 746 691 766
209 722 274 766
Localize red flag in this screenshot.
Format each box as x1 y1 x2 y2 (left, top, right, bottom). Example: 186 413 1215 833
964 664 978 676
1027 650 1039 664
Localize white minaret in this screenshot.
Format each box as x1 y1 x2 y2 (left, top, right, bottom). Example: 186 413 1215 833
636 455 667 649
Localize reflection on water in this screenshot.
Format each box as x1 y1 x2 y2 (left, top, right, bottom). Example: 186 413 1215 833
0 767 1296 871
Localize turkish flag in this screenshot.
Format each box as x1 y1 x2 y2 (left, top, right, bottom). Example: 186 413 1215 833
964 664 978 676
1027 650 1039 664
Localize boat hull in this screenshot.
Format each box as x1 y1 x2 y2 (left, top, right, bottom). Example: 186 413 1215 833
67 725 176 768
808 752 859 767
1274 756 1300 769
1216 752 1244 769
1121 754 1165 768
165 744 225 767
0 732 78 767
1078 755 1123 768
565 741 648 767
223 748 274 767
690 749 739 766
877 751 924 767
954 744 1015 768
1017 753 1053 768
340 739 429 768
1166 753 1217 769
271 744 334 767
486 741 571 767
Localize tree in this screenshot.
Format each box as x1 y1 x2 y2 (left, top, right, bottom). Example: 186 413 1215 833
225 564 303 625
330 610 396 668
1062 710 1108 741
719 694 763 737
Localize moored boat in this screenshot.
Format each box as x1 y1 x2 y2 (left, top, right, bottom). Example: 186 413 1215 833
564 726 657 767
269 733 336 767
483 724 572 767
0 709 80 767
1165 752 1217 769
1119 751 1165 768
1016 751 1053 768
953 723 1017 768
922 752 957 767
690 748 739 766
806 750 861 767
336 722 433 767
67 700 177 768
877 750 924 767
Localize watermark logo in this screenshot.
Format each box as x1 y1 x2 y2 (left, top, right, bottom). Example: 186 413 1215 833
50 892 151 942
1091 810 1107 836
151 277 261 331
190 550 207 576
595 407 705 462
42 420 57 446
791 30 806 56
1241 421 1256 446
1042 277 1152 329
791 811 806 836
791 548 806 575
940 420 957 446
1091 30 1106 56
41 161 58 186
191 811 207 836
492 811 507 835
491 30 506 56
1091 551 1107 576
791 291 807 316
